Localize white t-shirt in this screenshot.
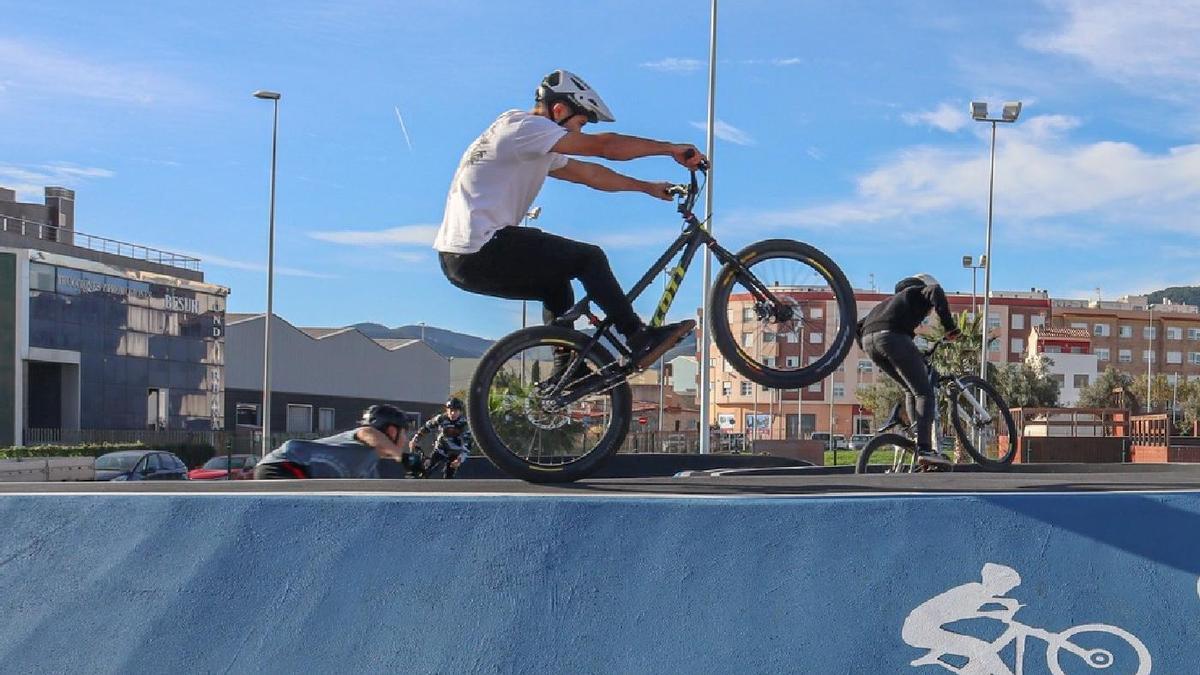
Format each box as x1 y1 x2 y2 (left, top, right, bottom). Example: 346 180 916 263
434 110 569 254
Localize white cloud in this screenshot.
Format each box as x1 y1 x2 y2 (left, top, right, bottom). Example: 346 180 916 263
308 224 439 246
690 119 755 146
1022 114 1082 139
0 163 115 201
902 102 968 133
742 126 1200 236
1024 0 1200 92
640 58 704 73
0 38 195 105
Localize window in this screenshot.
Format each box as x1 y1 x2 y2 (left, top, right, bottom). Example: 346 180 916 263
1143 326 1157 340
785 332 799 343
1190 328 1200 341
1192 353 1200 365
1093 323 1110 337
29 263 55 291
286 404 313 433
785 356 799 368
1011 314 1025 330
1051 374 1065 387
763 356 776 368
1073 374 1089 388
1011 338 1024 354
763 332 777 343
724 360 734 373
833 383 845 398
235 403 259 426
988 338 1000 353
742 307 755 322
1119 349 1132 363
318 408 336 433
988 314 1001 330
721 381 731 395
1119 326 1133 338
1030 315 1045 328
1046 346 1061 354
1143 350 1156 363
741 332 754 347
810 307 823 319
740 381 752 395
1167 327 1183 340
1167 351 1183 365
1070 322 1087 330
809 332 823 344
1095 348 1110 361
857 359 873 373
808 382 822 392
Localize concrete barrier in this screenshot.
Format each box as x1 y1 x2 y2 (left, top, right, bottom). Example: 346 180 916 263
0 457 95 482
0 491 1194 672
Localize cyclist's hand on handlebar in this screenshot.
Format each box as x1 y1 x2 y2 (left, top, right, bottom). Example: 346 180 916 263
645 180 674 202
672 145 709 171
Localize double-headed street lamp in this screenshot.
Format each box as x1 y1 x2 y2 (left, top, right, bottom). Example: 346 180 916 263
962 254 986 318
253 89 281 459
970 100 1022 382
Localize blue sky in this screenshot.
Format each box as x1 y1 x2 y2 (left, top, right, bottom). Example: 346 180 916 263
4 1 1199 338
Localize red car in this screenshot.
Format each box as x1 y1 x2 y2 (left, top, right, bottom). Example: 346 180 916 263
188 454 259 480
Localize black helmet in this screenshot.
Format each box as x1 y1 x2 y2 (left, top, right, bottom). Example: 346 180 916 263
895 273 939 293
361 404 409 432
445 397 464 411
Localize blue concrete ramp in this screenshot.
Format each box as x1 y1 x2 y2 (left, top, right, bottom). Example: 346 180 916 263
0 491 1196 673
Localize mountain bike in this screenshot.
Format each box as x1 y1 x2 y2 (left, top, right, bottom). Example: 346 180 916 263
467 154 857 482
911 615 1150 674
855 339 1018 473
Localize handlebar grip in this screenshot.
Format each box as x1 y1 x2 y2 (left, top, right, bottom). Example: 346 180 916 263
682 148 710 172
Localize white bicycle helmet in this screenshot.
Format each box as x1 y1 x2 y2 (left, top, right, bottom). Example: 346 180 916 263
536 69 615 123
895 273 940 293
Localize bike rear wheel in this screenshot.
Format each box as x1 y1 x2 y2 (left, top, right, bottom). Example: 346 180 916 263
947 375 1018 467
466 326 632 483
709 239 856 389
855 433 918 474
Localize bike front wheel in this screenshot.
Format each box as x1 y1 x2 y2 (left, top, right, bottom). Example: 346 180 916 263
466 325 632 483
855 433 918 474
709 239 856 389
947 375 1018 467
1046 623 1151 675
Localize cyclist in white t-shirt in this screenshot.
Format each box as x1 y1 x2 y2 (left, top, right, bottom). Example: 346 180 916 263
435 69 708 385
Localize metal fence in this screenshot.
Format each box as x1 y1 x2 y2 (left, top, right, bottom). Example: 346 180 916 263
22 428 321 454
1 214 202 271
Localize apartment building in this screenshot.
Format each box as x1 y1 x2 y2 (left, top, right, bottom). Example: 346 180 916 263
1050 296 1200 389
703 288 1052 440
1027 327 1096 405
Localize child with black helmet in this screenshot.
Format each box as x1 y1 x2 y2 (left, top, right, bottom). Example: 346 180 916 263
409 397 473 478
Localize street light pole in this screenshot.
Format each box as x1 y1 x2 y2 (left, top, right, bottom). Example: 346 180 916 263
253 89 281 459
1147 304 1154 413
971 101 1021 383
698 0 717 455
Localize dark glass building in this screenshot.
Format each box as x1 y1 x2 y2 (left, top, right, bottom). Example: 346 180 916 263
1 186 229 446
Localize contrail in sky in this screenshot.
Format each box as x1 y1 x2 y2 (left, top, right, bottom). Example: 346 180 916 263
393 106 413 151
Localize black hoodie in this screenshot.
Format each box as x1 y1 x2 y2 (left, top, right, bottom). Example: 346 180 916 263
857 284 958 342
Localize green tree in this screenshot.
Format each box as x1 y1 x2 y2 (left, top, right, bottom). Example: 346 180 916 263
1176 380 1200 435
856 377 908 427
529 359 541 383
1131 373 1172 414
1077 366 1137 410
991 355 1060 408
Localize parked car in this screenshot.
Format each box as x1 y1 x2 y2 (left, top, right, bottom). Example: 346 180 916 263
94 450 189 481
188 454 258 481
810 433 848 450
850 434 873 451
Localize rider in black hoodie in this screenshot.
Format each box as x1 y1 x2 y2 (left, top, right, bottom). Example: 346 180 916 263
857 274 961 467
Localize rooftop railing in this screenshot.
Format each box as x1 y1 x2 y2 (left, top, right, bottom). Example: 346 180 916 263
1 214 201 271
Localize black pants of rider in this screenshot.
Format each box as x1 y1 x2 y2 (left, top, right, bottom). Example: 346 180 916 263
439 226 642 337
253 461 311 479
425 450 465 479
862 330 935 453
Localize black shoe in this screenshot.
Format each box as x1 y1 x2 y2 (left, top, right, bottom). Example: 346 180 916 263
627 320 696 370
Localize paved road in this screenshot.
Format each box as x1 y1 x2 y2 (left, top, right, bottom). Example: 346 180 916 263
4 464 1200 496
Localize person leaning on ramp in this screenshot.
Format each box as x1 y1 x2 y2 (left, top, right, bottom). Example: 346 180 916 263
254 404 417 479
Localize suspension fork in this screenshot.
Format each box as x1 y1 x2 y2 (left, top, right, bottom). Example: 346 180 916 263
705 237 794 319
946 378 994 424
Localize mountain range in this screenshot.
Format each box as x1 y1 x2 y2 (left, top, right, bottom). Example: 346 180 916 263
353 323 698 364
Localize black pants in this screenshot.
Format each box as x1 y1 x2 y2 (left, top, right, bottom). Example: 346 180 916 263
425 450 463 479
253 461 310 479
862 331 935 452
439 227 641 337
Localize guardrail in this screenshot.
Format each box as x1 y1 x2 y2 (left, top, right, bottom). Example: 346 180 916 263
1 214 201 271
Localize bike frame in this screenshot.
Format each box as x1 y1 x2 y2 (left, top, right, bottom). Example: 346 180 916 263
542 169 792 403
